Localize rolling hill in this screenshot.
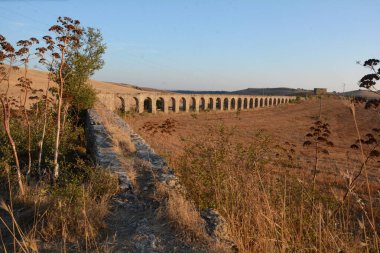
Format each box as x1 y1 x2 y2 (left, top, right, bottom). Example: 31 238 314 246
173 87 312 96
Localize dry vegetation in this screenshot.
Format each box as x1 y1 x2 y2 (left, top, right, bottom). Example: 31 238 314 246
95 102 136 155
0 17 121 252
2 67 144 100
127 97 379 184
125 96 380 252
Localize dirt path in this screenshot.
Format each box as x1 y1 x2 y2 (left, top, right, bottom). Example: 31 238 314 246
87 106 229 252
105 159 205 253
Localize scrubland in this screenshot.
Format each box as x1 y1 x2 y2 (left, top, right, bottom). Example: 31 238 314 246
126 96 380 252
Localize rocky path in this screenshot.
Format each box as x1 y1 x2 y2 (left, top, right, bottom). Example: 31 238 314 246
86 107 228 252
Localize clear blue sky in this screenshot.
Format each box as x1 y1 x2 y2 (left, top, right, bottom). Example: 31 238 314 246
1 0 379 91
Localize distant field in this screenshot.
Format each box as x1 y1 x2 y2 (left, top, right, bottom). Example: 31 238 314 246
1 67 145 97
126 97 380 192
341 89 380 99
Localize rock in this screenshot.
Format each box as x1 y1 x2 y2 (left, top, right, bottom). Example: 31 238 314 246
201 208 239 252
166 178 177 187
201 208 229 240
149 234 157 249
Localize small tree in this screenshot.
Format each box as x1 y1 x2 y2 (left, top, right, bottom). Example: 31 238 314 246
63 27 106 123
359 59 380 94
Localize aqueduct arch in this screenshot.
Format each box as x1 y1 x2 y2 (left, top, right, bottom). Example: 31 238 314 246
223 98 229 110
97 93 295 114
199 97 206 111
231 98 236 110
216 98 222 110
179 97 187 112
156 97 165 112
237 98 242 110
254 98 259 108
208 98 214 110
143 97 153 113
168 97 175 112
190 97 197 112
243 98 248 109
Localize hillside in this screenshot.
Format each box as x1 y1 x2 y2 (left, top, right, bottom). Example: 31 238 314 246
233 87 312 96
340 89 380 99
1 67 145 96
174 87 312 96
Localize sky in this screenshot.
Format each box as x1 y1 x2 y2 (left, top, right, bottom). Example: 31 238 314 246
1 0 379 92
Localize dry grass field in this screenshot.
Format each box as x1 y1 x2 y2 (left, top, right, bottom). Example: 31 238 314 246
126 97 379 184
1 67 145 97
125 96 380 251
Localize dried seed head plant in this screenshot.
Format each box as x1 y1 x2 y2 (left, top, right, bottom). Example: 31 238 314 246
337 95 380 251
48 17 83 183
0 16 110 251
303 119 334 196
0 36 26 196
15 37 41 185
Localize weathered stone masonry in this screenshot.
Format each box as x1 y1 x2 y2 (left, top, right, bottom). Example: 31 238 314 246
85 107 238 251
98 92 296 113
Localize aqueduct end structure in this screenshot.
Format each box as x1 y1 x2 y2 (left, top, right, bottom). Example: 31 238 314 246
97 92 296 114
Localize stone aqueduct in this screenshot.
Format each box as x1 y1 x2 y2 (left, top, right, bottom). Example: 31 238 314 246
98 92 296 114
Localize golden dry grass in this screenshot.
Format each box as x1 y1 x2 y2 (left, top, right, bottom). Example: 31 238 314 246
1 66 146 98
124 96 380 252
94 103 136 155
126 97 380 187
155 183 207 239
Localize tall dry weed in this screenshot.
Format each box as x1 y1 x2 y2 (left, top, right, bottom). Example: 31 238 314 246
174 124 377 252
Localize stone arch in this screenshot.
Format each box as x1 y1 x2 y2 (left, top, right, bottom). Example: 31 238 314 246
264 98 268 107
180 97 187 112
260 98 263 107
169 97 176 112
277 98 280 105
116 96 125 112
255 98 259 108
273 98 277 106
223 98 229 110
199 97 206 111
208 97 214 110
216 98 222 110
156 97 165 112
249 98 254 109
237 98 242 110
269 98 272 106
281 98 285 104
285 98 289 103
243 98 248 109
131 97 139 112
231 98 236 109
143 97 153 113
190 97 197 112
